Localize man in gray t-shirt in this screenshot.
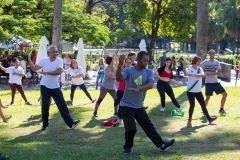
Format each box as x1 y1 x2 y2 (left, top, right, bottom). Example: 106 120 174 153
200 49 227 114
116 51 175 154
159 52 167 67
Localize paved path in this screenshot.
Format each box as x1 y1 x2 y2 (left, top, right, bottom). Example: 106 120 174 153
0 70 239 91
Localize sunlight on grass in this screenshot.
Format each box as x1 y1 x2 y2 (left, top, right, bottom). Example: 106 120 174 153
0 87 240 159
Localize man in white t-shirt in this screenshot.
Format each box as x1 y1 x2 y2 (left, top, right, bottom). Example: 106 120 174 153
28 46 80 130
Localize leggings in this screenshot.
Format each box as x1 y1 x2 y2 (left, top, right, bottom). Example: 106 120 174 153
9 83 27 103
156 80 180 108
70 84 92 102
117 90 124 119
94 86 118 114
187 92 211 120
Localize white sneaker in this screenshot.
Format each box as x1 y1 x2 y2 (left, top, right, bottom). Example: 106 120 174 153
160 107 166 111
179 103 186 111
117 118 122 124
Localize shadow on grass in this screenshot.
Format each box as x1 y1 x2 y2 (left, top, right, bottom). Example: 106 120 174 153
14 114 42 128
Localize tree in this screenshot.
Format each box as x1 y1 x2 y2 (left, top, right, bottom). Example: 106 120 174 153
52 0 63 55
196 0 208 59
126 0 197 60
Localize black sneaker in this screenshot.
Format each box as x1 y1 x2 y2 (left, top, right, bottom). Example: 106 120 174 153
25 102 32 105
93 112 98 117
10 102 14 105
160 139 175 151
113 113 118 117
123 148 132 155
219 109 226 114
71 120 80 129
41 125 48 131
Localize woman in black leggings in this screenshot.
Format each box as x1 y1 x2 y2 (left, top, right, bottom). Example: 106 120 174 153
152 58 185 111
182 56 217 124
64 60 96 105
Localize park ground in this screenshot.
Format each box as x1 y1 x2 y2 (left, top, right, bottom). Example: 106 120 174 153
0 87 240 160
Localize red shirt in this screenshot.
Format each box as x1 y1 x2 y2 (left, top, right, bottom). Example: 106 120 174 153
118 80 126 91
160 70 172 78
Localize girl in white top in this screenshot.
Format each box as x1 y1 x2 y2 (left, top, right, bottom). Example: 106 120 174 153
182 56 217 124
0 58 31 105
63 60 96 105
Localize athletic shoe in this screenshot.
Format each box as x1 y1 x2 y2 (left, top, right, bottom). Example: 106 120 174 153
69 108 75 113
71 120 80 129
41 125 48 131
209 116 217 124
219 109 226 114
113 113 118 117
25 102 32 105
160 107 166 111
123 148 132 155
179 103 186 111
10 102 14 105
93 112 98 117
187 118 192 123
160 139 175 151
117 118 122 124
92 99 96 103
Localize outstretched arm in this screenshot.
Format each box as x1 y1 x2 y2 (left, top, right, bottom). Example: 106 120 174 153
28 53 42 72
0 65 7 72
116 54 126 82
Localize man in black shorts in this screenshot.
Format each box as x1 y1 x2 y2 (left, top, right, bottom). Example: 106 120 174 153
200 49 227 114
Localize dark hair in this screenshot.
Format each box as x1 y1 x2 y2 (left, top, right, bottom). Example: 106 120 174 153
13 58 18 63
191 56 202 65
127 51 136 57
163 58 172 70
32 50 37 54
70 60 76 69
137 51 148 61
172 56 175 59
105 56 112 65
4 51 9 55
125 57 132 62
98 59 103 65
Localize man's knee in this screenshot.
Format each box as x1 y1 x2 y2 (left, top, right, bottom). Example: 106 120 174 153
205 96 210 100
222 92 227 97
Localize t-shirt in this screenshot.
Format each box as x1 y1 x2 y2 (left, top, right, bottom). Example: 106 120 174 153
6 66 24 85
101 67 116 90
32 55 37 65
160 56 167 67
66 66 84 85
186 66 204 92
97 64 104 72
120 67 154 108
37 57 63 89
200 59 221 83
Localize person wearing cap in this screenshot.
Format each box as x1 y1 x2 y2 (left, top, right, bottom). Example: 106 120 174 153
28 46 80 130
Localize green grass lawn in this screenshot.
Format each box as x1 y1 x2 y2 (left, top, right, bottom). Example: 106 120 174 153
0 87 240 160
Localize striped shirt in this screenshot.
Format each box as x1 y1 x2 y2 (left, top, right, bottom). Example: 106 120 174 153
200 59 221 83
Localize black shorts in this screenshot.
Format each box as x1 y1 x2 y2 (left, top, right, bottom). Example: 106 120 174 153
205 83 226 96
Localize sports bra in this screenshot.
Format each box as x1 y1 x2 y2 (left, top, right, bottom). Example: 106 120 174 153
157 66 173 79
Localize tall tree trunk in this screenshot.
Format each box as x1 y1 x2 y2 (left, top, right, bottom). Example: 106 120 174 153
196 0 209 60
52 0 62 55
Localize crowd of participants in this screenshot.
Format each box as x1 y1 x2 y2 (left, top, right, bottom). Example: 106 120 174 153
0 47 227 154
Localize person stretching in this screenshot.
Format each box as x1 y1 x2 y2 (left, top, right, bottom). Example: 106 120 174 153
152 58 185 111
0 58 31 105
182 56 217 124
116 51 175 154
93 55 119 117
63 60 96 104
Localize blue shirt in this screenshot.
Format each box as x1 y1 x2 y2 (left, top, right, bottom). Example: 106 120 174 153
120 66 154 108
